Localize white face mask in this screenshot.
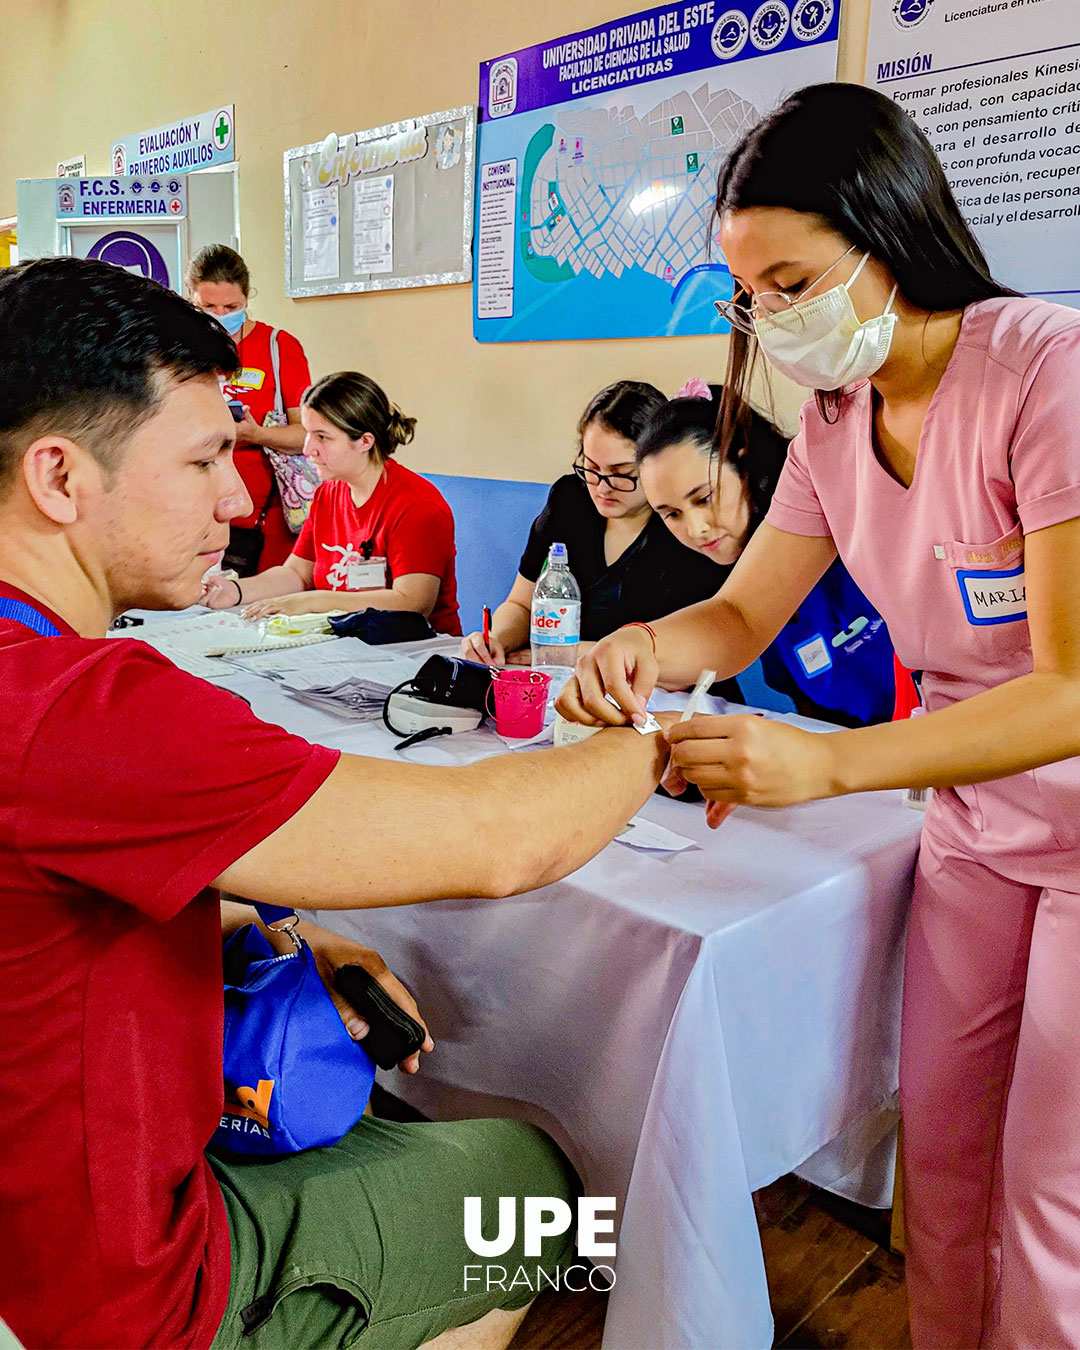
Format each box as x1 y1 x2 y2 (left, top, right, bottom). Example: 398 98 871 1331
752 252 898 391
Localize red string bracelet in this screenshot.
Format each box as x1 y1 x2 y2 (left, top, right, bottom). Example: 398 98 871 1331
621 622 657 653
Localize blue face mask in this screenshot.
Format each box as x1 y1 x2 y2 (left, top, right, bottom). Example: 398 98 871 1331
214 307 246 336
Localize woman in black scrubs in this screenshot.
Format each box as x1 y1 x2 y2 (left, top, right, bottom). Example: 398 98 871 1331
462 380 724 665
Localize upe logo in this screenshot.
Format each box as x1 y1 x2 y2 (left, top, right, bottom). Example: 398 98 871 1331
711 10 750 59
892 0 934 28
489 57 519 119
750 0 791 50
57 184 76 214
463 1196 617 1295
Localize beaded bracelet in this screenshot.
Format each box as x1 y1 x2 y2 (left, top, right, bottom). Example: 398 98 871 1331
621 621 657 653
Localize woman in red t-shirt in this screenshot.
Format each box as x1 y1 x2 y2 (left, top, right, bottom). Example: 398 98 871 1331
187 245 312 572
204 372 461 634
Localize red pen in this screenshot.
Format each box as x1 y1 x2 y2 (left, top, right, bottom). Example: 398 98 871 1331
482 605 492 652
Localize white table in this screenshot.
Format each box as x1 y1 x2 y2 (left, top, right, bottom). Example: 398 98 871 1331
141 622 922 1349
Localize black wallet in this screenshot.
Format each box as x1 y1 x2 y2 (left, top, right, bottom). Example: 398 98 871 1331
333 965 427 1070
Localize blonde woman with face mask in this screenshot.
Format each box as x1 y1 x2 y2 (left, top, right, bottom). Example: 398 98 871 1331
187 245 312 573
559 82 1080 1348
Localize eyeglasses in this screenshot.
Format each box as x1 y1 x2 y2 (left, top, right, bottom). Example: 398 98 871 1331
574 459 639 493
714 245 857 336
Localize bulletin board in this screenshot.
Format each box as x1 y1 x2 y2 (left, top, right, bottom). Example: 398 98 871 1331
284 105 476 298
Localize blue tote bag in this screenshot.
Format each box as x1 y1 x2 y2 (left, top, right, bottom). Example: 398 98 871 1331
211 905 376 1157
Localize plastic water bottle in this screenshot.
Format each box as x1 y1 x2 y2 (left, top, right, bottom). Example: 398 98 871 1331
531 542 581 669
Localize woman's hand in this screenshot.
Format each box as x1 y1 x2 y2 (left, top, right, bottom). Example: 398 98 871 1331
665 714 842 828
234 405 263 445
243 592 318 619
202 574 242 609
461 630 507 666
557 627 659 727
303 928 434 1075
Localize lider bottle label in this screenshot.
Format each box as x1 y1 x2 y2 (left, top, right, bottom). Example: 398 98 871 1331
531 602 581 645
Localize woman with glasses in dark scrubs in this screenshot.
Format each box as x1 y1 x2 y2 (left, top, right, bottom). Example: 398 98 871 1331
462 380 729 667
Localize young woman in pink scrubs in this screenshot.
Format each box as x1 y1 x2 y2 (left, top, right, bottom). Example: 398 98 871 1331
559 83 1080 1347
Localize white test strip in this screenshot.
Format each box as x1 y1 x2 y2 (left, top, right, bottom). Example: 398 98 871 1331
604 692 660 735
680 669 717 722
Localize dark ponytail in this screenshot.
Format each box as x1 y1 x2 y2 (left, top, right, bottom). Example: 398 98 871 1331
637 386 788 537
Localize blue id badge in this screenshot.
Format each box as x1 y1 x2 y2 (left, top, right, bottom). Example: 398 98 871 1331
956 565 1026 626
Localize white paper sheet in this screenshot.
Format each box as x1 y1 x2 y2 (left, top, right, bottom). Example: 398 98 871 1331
615 816 698 853
353 175 394 274
303 185 340 281
232 637 420 689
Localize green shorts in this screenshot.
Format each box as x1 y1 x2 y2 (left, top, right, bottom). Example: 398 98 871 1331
207 1115 580 1350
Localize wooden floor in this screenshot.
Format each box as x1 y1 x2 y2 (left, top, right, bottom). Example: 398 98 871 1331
509 1175 910 1350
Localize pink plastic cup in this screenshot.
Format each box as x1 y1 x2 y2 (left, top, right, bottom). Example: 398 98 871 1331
489 668 552 738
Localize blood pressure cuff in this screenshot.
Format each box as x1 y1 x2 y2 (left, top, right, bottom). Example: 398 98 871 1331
404 655 493 712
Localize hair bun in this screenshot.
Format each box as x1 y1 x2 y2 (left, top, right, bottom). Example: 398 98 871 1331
387 405 416 451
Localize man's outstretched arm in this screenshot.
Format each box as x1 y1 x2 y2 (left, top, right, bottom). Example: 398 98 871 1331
215 727 670 909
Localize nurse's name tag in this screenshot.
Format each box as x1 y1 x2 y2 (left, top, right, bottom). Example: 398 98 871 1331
794 633 832 677
956 565 1026 625
231 367 266 391
345 557 388 590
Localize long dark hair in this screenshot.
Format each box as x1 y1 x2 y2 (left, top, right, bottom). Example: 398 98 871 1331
575 379 666 458
714 82 1017 434
637 386 789 538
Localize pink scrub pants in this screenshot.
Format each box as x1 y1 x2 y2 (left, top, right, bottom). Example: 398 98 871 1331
900 825 1080 1348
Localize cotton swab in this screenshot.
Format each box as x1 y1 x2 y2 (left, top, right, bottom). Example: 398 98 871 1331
680 669 717 722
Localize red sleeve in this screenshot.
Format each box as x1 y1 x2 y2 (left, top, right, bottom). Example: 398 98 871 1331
386 495 456 581
276 330 312 411
292 481 326 562
18 643 339 921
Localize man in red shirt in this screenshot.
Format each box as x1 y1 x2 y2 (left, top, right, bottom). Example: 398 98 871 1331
0 260 670 1350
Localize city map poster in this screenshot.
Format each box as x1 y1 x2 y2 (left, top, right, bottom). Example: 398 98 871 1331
866 0 1080 307
474 0 841 342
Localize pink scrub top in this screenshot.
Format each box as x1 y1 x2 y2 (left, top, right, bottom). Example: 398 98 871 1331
767 297 1080 889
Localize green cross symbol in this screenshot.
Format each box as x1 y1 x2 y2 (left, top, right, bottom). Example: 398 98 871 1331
214 115 230 147
686 151 700 173
671 116 684 134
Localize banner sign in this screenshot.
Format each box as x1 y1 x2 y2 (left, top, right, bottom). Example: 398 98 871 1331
480 0 838 118
56 176 188 221
866 0 1080 304
475 0 840 341
110 105 234 177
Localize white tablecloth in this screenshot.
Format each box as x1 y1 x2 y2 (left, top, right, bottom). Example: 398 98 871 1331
152 623 921 1349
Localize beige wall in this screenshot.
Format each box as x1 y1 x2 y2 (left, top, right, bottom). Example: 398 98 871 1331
0 0 870 482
